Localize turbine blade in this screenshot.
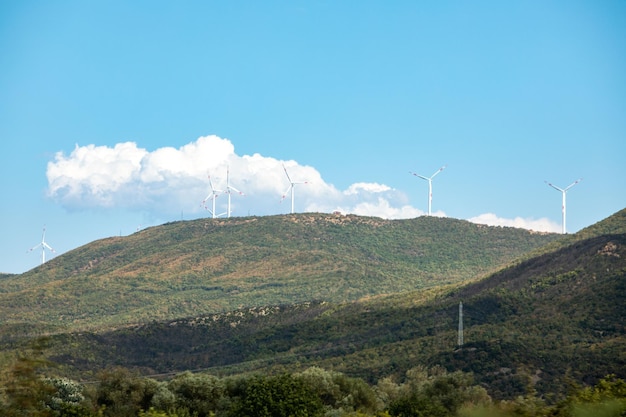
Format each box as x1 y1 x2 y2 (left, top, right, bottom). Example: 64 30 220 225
431 165 447 178
229 185 244 195
280 184 293 202
282 164 293 183
545 181 564 192
564 178 583 191
208 176 215 191
27 243 42 253
410 171 429 181
201 194 212 205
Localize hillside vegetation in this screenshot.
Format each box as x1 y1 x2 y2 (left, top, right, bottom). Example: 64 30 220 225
1 209 624 409
0 213 559 331
40 233 624 398
19 209 623 402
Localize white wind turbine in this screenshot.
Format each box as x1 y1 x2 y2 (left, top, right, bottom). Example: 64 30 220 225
410 165 447 216
225 166 244 218
27 226 56 265
280 164 308 214
201 174 226 219
545 178 582 234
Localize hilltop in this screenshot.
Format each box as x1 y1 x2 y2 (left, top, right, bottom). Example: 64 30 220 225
0 213 559 331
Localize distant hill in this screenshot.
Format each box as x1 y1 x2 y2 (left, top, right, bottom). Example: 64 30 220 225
0 213 559 331
31 209 626 401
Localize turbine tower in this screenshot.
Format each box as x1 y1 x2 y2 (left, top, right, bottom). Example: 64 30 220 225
225 166 244 218
410 165 447 216
201 174 225 219
280 164 308 214
27 226 56 265
545 178 582 234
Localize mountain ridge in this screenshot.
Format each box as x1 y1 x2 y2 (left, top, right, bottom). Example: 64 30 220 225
0 213 561 331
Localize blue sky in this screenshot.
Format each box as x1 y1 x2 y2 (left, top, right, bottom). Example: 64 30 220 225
1 1 625 274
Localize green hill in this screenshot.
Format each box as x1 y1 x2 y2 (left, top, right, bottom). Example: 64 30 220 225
1 210 625 402
0 213 559 331
27 209 626 401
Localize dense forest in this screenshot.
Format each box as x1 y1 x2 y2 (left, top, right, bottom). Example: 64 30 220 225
2 342 625 417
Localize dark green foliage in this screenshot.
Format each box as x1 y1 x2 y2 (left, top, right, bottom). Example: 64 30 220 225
166 371 225 417
295 366 379 413
2 358 625 417
387 369 489 417
564 374 626 417
93 367 158 417
227 373 324 417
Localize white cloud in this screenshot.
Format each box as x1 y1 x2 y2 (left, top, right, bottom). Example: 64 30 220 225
347 198 424 219
344 182 391 195
46 142 147 207
46 135 419 219
46 136 567 233
45 136 566 232
467 212 561 233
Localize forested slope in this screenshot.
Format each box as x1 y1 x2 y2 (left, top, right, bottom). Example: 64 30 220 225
32 212 626 400
0 213 559 331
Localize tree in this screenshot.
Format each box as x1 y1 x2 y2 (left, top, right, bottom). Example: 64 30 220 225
166 371 225 417
44 377 98 417
228 373 323 417
93 367 158 417
566 375 626 417
387 369 490 417
296 367 379 414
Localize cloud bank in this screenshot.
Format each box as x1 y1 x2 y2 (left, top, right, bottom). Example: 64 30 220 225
46 135 560 232
46 135 421 219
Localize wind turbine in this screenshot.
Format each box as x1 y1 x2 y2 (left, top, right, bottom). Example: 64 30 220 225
27 226 56 265
201 174 226 219
225 166 244 218
410 165 447 216
545 178 582 234
280 164 308 214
